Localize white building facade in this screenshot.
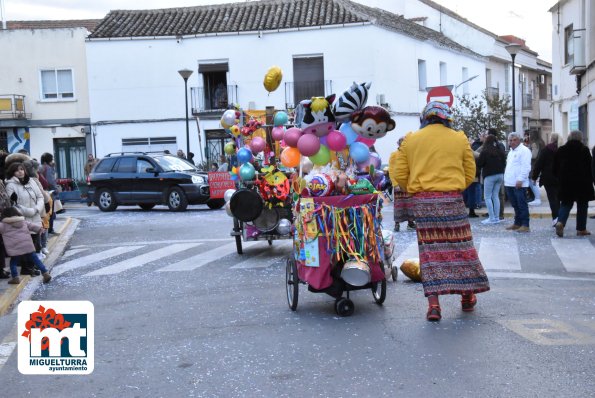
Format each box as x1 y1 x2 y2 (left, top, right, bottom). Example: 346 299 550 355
550 0 594 146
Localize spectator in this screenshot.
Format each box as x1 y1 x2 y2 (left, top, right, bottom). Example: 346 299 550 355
477 134 506 224
177 149 186 159
388 136 415 231
531 133 560 226
84 154 99 177
211 163 218 172
187 152 195 166
553 130 594 237
504 132 532 233
217 155 229 172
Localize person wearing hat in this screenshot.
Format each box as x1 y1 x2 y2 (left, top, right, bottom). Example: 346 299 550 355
392 101 490 321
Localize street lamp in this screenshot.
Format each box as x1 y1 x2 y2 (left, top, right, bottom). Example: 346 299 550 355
178 68 193 157
505 43 521 132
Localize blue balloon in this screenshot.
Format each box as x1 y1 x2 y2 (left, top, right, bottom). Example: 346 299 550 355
339 122 358 145
349 142 370 163
237 147 253 164
273 111 288 126
239 163 256 181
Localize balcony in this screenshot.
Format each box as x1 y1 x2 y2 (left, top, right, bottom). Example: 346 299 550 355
486 87 499 100
522 94 534 110
284 80 333 110
0 94 31 120
190 85 238 114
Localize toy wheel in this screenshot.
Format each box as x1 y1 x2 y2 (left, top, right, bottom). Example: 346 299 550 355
391 266 398 282
233 218 243 255
286 257 299 311
335 298 354 317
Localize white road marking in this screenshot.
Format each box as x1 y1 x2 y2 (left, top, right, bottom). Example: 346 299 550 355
231 241 292 269
53 246 144 277
479 237 522 271
85 243 201 276
62 248 89 259
486 271 595 281
551 239 595 273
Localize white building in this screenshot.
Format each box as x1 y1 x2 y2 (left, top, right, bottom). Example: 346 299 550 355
85 0 486 165
0 20 99 180
549 0 594 146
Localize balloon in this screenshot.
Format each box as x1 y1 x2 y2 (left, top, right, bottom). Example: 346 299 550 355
349 142 370 163
332 82 371 122
368 152 382 170
280 147 301 168
252 128 266 139
274 111 288 126
224 189 236 203
297 134 321 157
326 130 347 151
237 147 253 164
263 65 283 93
230 125 241 137
306 173 334 197
239 162 256 181
225 202 234 217
224 142 236 155
300 156 314 174
356 136 376 147
339 122 358 145
309 144 331 166
271 126 285 141
284 127 302 148
221 109 236 127
250 136 266 153
276 218 292 235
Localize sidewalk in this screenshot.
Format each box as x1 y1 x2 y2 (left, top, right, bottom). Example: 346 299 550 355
0 215 71 316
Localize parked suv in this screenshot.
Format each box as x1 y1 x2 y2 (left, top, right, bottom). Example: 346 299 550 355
87 152 225 212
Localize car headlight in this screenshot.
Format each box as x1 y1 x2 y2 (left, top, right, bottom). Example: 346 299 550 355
191 175 205 184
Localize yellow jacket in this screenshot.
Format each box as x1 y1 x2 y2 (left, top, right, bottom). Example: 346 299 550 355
391 124 476 194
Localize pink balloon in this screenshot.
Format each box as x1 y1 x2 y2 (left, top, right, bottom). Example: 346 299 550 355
297 133 321 157
327 130 347 151
271 126 285 141
356 136 376 147
251 136 266 153
284 127 302 148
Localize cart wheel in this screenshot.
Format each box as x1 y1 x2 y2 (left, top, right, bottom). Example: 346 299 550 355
371 278 387 304
391 266 398 282
233 218 243 255
335 298 355 317
286 257 299 311
268 239 273 246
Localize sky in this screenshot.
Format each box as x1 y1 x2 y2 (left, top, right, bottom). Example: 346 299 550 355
1 0 554 61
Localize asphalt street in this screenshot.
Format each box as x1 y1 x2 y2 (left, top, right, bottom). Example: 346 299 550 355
0 203 593 397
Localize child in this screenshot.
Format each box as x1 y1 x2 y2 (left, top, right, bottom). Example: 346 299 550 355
0 207 51 284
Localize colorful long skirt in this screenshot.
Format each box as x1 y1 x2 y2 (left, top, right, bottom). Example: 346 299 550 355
394 190 415 223
413 191 490 297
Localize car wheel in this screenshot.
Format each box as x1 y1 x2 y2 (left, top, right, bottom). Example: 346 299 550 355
139 204 155 211
167 186 188 211
206 199 225 209
97 188 118 212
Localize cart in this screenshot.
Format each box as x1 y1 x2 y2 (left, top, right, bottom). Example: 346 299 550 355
230 205 293 255
285 193 387 317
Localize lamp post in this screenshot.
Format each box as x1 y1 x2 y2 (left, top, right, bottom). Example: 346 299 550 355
178 68 193 157
505 43 521 132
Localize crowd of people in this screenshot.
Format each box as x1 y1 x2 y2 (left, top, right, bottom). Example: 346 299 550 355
389 101 594 321
0 150 69 284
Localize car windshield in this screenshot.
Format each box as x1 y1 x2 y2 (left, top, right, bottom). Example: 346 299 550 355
153 156 197 172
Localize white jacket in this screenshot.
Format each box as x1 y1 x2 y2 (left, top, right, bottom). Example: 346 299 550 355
4 176 44 226
504 144 532 187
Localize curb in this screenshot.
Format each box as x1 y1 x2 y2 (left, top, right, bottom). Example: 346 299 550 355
0 217 73 317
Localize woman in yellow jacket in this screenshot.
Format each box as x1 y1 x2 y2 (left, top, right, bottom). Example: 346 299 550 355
391 101 490 321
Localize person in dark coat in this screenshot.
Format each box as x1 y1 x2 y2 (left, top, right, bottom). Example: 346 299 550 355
553 130 595 237
531 133 560 225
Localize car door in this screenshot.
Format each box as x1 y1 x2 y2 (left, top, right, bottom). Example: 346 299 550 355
132 158 163 203
110 156 136 203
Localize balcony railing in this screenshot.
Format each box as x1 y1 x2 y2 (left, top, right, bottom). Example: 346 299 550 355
284 80 333 110
0 94 31 120
522 94 534 110
486 87 499 100
190 85 238 114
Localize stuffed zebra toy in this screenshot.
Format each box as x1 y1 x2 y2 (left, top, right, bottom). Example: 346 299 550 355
332 82 371 122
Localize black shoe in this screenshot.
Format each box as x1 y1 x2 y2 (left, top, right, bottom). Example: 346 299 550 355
56 209 66 214
0 270 9 279
468 211 479 218
483 213 489 217
407 221 416 230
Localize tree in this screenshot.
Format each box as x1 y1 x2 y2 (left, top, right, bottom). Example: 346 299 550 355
451 90 511 141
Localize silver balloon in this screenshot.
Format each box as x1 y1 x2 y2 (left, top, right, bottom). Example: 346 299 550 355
300 156 314 174
224 189 236 203
225 202 234 217
276 218 292 235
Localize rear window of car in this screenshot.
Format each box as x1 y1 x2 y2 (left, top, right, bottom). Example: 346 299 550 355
94 158 117 173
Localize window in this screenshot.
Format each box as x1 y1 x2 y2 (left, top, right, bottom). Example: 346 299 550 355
462 67 469 94
114 157 136 173
505 67 510 94
418 60 427 91
293 55 325 105
439 62 447 86
485 68 492 88
199 62 228 110
564 24 574 65
95 158 117 173
137 159 154 174
40 69 74 100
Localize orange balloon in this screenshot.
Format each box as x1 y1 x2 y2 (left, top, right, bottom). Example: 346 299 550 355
280 147 301 168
